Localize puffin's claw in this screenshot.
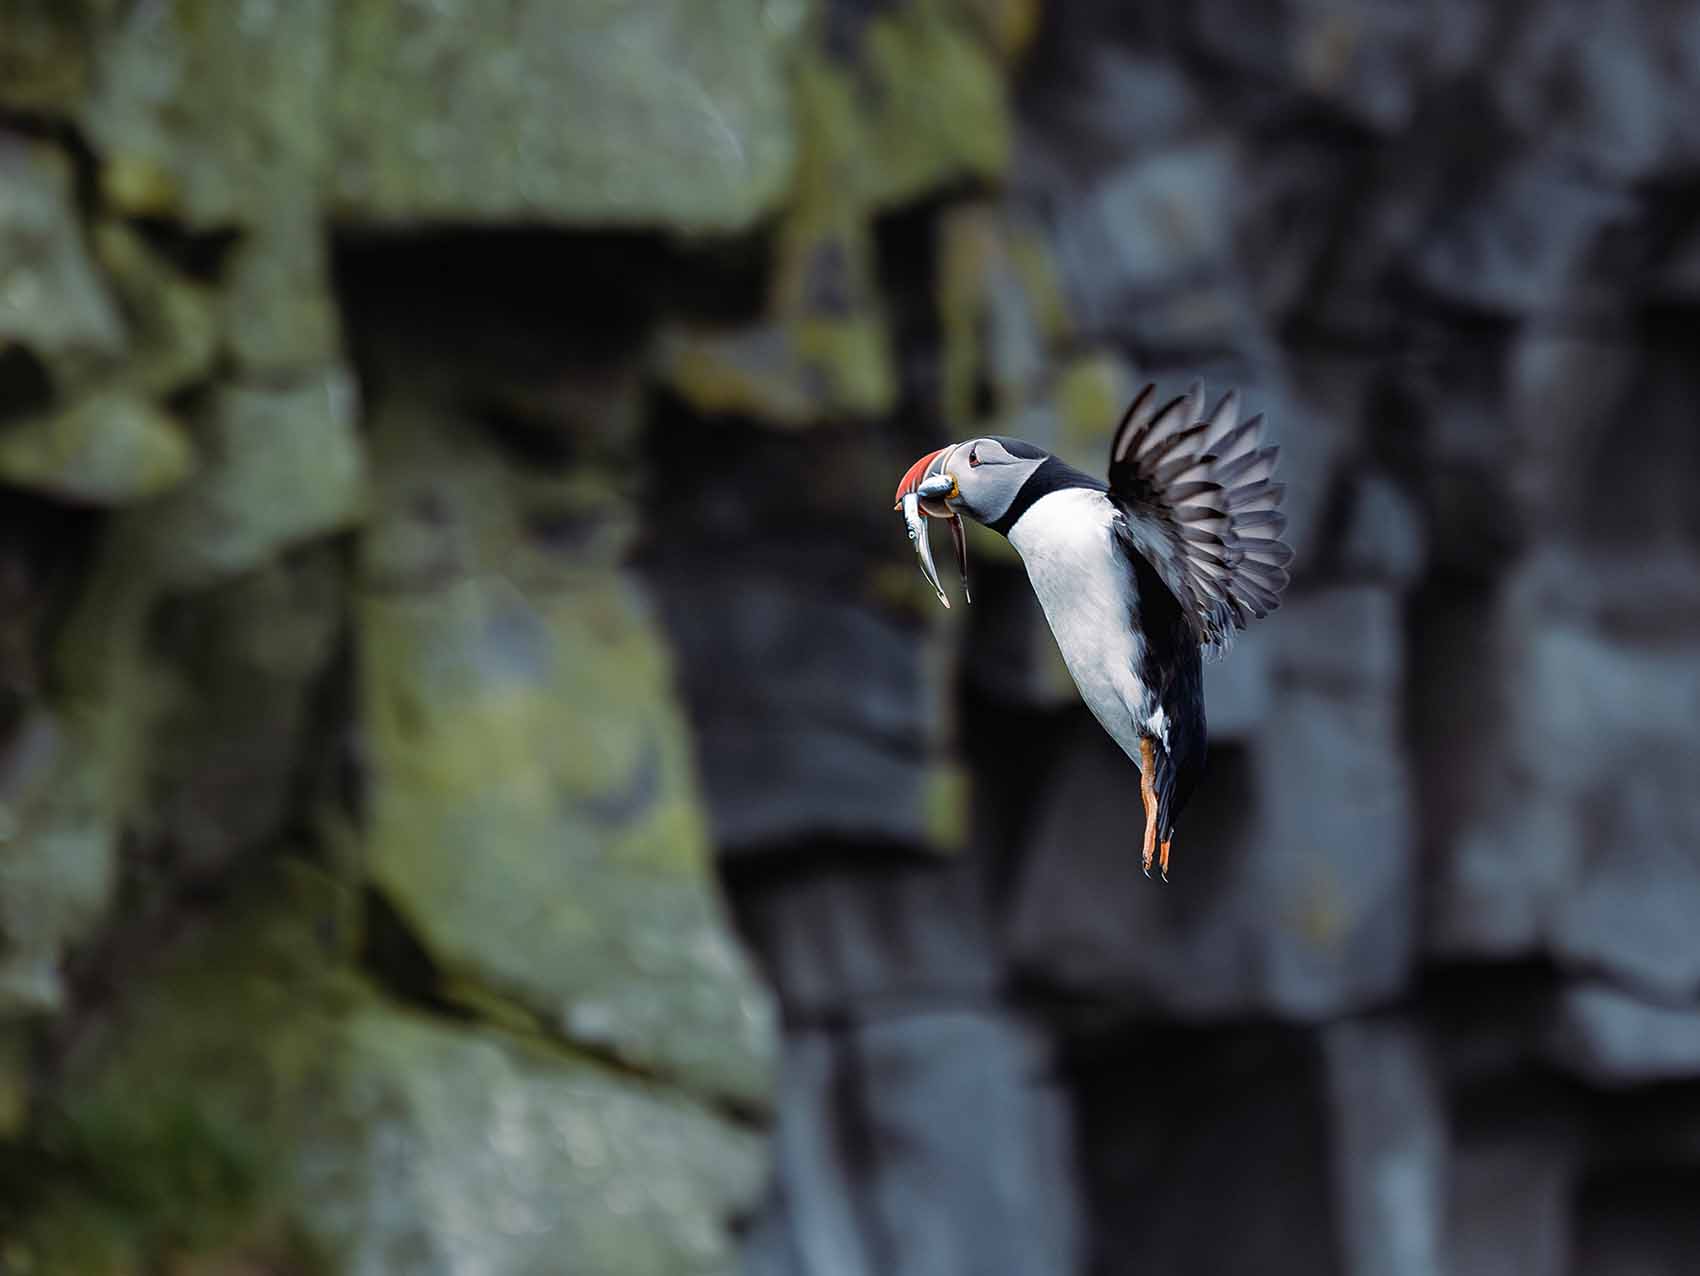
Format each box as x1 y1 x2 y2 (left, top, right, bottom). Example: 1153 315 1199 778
1139 738 1159 877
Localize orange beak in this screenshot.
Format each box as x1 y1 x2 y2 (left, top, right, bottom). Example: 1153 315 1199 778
893 446 972 609
892 447 957 516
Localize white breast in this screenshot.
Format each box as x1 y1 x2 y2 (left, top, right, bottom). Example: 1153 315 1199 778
1006 487 1156 765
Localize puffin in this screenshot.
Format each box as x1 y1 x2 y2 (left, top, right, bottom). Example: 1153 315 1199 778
894 382 1292 880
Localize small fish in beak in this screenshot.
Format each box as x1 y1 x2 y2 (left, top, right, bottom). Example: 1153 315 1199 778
946 510 971 605
894 450 970 609
901 491 950 609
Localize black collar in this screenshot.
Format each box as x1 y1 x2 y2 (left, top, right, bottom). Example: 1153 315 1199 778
986 456 1108 537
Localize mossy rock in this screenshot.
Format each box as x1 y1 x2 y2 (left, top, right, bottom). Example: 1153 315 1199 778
0 137 126 382
331 0 805 232
656 2 1015 428
144 367 367 589
659 312 896 428
81 0 334 229
90 222 219 398
1053 350 1137 464
0 861 361 1270
292 1005 769 1275
936 203 1069 432
0 0 118 113
655 46 896 427
856 2 1012 208
953 0 1044 61
2 858 767 1274
0 390 195 506
218 190 343 375
357 397 776 1110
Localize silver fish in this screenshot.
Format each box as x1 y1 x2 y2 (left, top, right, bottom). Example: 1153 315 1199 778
901 491 951 610
946 512 971 605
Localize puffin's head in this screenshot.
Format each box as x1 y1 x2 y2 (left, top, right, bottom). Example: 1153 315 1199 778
892 437 1051 529
891 437 1052 608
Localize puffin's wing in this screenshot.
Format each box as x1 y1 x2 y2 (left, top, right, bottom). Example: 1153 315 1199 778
1106 381 1293 652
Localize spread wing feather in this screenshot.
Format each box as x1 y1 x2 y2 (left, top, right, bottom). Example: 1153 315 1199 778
1107 381 1293 653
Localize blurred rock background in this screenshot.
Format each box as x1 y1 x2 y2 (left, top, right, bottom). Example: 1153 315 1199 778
2 1 1699 1272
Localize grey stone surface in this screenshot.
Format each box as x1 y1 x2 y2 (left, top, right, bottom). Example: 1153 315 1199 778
1323 1018 1447 1276
1572 1175 1700 1276
1412 157 1634 315
1072 1025 1340 1276
295 1006 770 1276
730 855 998 1020
1429 549 1700 998
1446 1122 1578 1276
1547 984 1700 1088
751 1012 1080 1276
660 567 963 854
1190 0 1488 133
1494 0 1700 181
1046 138 1254 354
1335 470 1428 586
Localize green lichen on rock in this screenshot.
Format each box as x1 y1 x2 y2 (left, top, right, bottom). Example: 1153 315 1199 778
79 0 342 384
952 0 1044 62
936 203 1071 433
856 3 1012 209
145 367 367 588
658 1 1016 428
2 855 766 1274
219 201 342 374
0 861 362 1271
657 46 896 426
90 221 219 397
0 136 126 382
1053 350 1136 462
0 0 118 112
331 0 807 232
0 390 194 505
357 398 776 1109
81 0 334 228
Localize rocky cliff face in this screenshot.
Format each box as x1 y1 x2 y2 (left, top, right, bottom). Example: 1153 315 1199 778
3 2 1700 1274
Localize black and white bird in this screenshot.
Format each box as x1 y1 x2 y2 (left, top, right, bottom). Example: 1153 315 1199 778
894 382 1292 880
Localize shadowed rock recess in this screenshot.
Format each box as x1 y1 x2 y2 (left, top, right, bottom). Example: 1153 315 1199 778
2 1 1699 1273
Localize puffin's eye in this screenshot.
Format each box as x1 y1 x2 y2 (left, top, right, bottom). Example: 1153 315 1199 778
968 447 981 467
